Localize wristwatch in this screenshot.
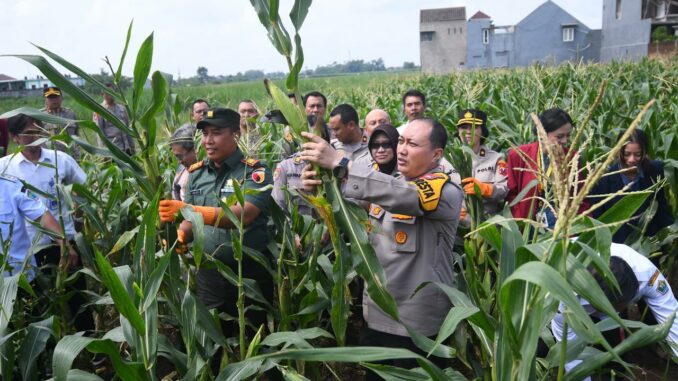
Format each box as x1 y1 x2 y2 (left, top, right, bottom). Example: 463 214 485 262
332 157 350 179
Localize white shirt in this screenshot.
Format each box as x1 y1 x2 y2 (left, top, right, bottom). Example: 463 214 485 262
552 243 678 378
0 149 86 244
0 175 47 280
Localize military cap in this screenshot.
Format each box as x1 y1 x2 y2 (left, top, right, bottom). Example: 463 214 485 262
457 109 487 127
261 109 288 124
196 108 240 130
43 86 62 98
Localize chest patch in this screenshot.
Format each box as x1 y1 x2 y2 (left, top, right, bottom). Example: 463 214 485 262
251 168 266 184
189 189 202 196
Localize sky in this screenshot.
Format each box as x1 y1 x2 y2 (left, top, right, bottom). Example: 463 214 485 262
0 0 602 80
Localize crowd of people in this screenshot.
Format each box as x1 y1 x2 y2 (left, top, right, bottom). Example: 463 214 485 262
0 84 675 377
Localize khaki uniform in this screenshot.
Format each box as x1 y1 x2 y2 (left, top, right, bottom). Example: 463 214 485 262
94 102 135 153
184 149 272 310
331 131 369 161
272 153 312 217
40 107 80 159
343 164 463 337
449 145 508 216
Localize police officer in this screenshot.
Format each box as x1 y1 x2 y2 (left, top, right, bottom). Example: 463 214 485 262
158 108 273 326
300 118 462 374
552 242 678 379
328 104 369 161
451 109 508 220
40 86 80 159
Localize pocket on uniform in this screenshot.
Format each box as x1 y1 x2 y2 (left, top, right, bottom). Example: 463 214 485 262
386 214 417 254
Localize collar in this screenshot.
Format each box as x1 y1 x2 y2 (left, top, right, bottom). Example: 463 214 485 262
208 148 244 171
18 148 51 164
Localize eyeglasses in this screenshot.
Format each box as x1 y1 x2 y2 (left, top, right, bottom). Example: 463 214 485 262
370 143 392 151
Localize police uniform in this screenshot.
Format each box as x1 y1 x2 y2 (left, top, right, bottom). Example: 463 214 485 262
449 145 508 215
552 243 678 378
40 107 80 160
0 148 86 245
330 130 369 161
272 153 313 217
94 102 135 153
184 109 273 312
0 174 47 280
343 163 463 337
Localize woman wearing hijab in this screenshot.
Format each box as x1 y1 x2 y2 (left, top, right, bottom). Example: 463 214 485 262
367 123 399 175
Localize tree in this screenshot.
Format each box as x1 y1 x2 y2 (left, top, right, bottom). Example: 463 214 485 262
197 66 209 83
403 61 416 70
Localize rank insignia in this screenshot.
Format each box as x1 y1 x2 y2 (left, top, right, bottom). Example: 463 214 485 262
252 169 266 184
464 111 472 119
188 161 205 173
285 132 294 143
395 231 408 244
242 157 261 167
372 163 379 171
293 155 302 164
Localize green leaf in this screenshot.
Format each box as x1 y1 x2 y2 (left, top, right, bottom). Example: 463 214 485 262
108 226 140 255
289 0 312 31
0 274 21 337
139 71 168 146
116 20 134 83
359 363 430 381
46 369 105 381
428 306 479 357
19 316 55 381
141 251 171 313
52 336 146 381
94 252 145 336
132 32 154 113
33 45 112 97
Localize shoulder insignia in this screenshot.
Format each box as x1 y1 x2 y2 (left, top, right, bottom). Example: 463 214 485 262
293 155 303 164
410 172 449 212
648 269 660 286
391 214 415 220
188 161 205 173
479 148 486 157
657 279 669 295
251 168 266 184
372 162 379 171
497 159 507 177
241 157 261 167
285 132 294 143
362 135 368 143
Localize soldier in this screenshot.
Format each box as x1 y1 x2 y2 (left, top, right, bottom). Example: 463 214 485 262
94 83 135 155
364 108 391 137
169 125 198 201
158 108 273 328
300 118 462 374
40 86 80 159
450 109 508 221
328 104 369 161
396 89 426 134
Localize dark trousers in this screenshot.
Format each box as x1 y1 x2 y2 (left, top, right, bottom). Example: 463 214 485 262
360 326 447 380
34 245 94 333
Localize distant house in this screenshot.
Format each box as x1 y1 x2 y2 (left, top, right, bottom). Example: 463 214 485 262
0 74 25 92
0 74 85 98
466 1 600 69
24 75 53 90
420 7 467 74
600 0 678 62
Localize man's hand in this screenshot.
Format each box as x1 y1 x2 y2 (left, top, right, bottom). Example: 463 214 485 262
65 244 79 270
462 177 493 198
301 164 322 192
460 207 468 220
159 200 185 222
299 131 343 170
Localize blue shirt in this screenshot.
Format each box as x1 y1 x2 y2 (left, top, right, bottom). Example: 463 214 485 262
0 175 47 280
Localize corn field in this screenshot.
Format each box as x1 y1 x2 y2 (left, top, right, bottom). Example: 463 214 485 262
1 1 678 380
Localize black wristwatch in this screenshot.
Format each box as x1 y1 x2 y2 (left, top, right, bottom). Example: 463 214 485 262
332 157 350 179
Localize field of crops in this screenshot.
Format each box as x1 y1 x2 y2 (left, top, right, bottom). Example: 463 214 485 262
1 6 678 381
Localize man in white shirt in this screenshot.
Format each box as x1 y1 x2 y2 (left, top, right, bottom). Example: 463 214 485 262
552 242 678 378
2 113 92 331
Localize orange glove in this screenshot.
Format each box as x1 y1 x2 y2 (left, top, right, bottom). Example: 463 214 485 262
158 200 219 225
460 207 468 220
462 177 493 198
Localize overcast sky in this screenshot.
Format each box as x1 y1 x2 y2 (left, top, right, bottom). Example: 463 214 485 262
1 0 602 80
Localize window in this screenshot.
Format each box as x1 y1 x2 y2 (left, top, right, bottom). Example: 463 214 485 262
447 28 450 35
482 29 489 44
616 0 622 19
420 31 434 42
563 27 575 42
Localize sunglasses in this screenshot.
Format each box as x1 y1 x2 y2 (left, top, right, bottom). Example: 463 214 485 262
370 142 392 150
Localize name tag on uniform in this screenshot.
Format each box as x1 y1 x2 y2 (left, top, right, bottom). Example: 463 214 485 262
220 179 235 195
189 189 202 195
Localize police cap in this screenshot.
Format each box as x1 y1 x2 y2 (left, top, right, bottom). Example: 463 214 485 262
43 86 62 98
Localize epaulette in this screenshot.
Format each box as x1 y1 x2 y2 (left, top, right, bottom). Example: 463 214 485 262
188 161 205 173
241 157 261 167
409 172 450 212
